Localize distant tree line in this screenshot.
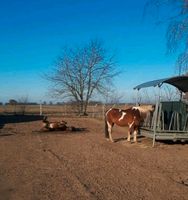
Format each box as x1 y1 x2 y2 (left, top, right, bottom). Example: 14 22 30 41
5 99 38 105
1 99 106 106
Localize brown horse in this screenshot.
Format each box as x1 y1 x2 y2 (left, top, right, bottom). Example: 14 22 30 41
105 105 154 143
42 116 67 131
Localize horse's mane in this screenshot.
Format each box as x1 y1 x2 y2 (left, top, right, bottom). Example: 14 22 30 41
132 105 154 114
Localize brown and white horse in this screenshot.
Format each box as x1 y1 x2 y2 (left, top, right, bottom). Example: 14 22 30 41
42 116 67 131
105 105 154 143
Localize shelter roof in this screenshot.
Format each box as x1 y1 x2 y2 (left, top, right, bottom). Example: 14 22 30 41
134 76 188 93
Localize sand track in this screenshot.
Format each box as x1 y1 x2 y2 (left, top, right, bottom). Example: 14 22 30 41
0 117 188 200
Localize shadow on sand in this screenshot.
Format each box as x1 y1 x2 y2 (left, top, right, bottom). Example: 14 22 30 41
32 127 88 135
113 135 145 143
156 139 188 145
0 114 44 130
113 135 188 146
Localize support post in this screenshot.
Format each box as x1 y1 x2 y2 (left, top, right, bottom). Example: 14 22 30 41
152 101 159 147
40 103 42 116
152 86 161 147
103 104 106 120
136 89 140 106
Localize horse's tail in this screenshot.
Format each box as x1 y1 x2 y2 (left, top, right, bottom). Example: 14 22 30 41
104 115 109 139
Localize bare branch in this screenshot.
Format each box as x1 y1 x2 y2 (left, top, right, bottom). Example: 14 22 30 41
145 0 188 74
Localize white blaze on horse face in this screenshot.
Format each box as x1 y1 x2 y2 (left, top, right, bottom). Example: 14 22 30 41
119 112 127 121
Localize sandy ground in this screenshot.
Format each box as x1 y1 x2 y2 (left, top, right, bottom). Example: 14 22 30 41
0 116 188 200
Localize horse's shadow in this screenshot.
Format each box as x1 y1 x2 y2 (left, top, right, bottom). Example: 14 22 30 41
113 135 144 143
113 137 126 143
115 136 188 146
32 127 88 135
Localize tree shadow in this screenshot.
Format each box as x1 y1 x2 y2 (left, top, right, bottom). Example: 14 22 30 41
0 114 44 130
32 127 88 135
156 140 188 145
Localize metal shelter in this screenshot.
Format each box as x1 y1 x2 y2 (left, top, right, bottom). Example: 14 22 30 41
134 76 188 147
134 76 188 92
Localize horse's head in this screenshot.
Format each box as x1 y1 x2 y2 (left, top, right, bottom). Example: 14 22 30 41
42 116 49 129
43 116 48 122
133 104 155 112
145 105 155 112
60 120 67 125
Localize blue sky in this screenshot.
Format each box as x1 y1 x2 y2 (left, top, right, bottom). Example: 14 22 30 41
0 0 177 103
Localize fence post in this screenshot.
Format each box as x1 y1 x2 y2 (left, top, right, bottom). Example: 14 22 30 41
40 103 43 116
103 104 106 120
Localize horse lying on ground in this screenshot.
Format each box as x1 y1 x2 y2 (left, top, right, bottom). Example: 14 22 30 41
105 105 154 143
42 116 68 131
41 116 85 132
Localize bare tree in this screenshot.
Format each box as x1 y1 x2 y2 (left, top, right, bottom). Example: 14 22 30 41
104 89 124 105
161 85 180 101
145 0 188 74
9 99 17 114
46 40 119 115
18 96 29 115
9 99 17 105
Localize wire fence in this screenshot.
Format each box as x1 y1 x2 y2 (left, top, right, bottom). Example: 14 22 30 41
0 104 134 119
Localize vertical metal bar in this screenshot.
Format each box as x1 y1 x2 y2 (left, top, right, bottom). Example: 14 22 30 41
169 112 175 130
152 86 161 147
152 101 159 147
183 113 188 131
136 89 139 106
157 103 162 129
161 111 164 131
177 112 180 131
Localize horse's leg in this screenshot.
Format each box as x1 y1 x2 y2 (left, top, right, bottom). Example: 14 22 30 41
127 128 131 142
105 118 110 139
133 129 137 143
127 121 134 142
107 122 114 142
133 126 139 143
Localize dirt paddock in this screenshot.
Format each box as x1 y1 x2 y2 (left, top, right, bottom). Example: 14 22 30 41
0 116 188 200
